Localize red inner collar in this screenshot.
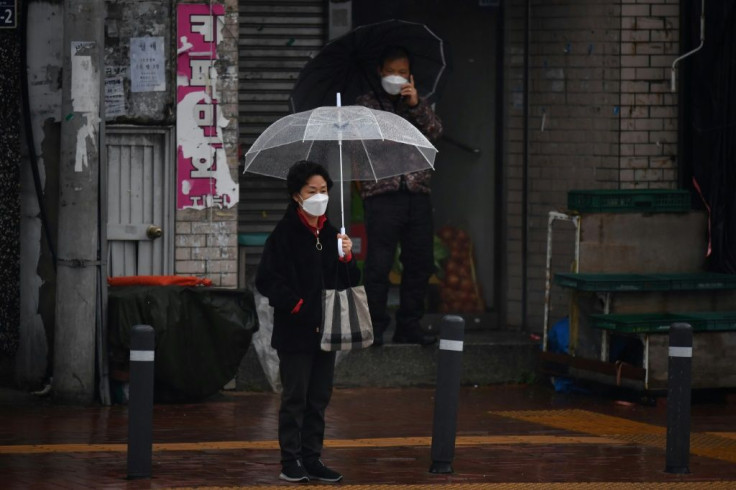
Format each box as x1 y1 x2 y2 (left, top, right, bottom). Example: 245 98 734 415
297 207 326 233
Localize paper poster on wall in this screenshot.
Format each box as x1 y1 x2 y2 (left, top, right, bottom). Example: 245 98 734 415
176 3 238 210
71 41 100 172
130 36 166 92
105 76 126 119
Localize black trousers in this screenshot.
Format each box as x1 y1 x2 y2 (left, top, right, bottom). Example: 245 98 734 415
277 348 336 464
363 191 434 337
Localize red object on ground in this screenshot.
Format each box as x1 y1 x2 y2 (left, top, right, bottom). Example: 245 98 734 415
107 275 213 287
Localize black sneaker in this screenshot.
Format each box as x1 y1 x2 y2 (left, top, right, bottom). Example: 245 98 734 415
279 460 310 483
304 459 343 483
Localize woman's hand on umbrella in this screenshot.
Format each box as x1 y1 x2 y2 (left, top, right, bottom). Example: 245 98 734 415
338 233 352 255
401 75 419 107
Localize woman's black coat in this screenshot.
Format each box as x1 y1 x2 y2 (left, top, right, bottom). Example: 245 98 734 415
255 202 361 352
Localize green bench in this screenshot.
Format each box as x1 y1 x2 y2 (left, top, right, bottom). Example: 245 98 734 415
547 271 736 390
554 272 736 292
554 272 736 334
589 311 736 334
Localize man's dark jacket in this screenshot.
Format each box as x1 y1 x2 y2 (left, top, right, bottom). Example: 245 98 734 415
256 202 361 352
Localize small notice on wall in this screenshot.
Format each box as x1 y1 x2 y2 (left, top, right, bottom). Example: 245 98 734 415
130 36 166 92
105 76 126 119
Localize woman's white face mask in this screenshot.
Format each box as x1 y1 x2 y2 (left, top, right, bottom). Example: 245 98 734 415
381 75 409 95
299 193 329 216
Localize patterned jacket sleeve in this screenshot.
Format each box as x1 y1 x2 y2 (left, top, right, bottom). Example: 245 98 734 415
405 98 443 142
355 93 381 110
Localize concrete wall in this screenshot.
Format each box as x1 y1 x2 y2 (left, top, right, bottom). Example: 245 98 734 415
16 0 240 389
502 0 682 331
105 0 174 123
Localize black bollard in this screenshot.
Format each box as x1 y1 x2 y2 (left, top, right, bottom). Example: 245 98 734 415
665 322 692 474
429 315 465 474
127 324 155 479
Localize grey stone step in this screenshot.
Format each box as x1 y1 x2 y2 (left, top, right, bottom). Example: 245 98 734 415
236 325 538 392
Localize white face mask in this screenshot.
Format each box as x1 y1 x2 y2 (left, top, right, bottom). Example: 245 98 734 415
299 193 329 216
381 75 409 95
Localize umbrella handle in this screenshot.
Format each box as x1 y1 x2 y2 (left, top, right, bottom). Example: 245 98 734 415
338 227 345 258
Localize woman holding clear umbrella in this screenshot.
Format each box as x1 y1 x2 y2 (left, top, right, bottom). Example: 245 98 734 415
255 160 359 484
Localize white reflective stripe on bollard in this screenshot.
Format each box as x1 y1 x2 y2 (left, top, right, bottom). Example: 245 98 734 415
130 350 155 362
668 346 692 358
439 339 463 352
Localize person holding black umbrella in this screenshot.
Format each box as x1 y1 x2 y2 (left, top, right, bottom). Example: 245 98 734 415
356 45 443 346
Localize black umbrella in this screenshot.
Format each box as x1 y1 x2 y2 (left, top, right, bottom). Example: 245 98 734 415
289 19 451 112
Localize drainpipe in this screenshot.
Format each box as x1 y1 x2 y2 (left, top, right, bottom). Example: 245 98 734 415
671 0 705 92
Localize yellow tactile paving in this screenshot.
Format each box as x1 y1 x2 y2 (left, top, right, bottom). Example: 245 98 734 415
493 409 666 436
180 483 736 489
708 432 736 440
0 434 621 455
492 409 736 464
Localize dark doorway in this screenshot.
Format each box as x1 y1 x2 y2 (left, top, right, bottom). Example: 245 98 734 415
353 1 500 318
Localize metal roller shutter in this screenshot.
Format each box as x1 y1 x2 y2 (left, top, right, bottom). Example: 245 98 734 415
237 0 326 282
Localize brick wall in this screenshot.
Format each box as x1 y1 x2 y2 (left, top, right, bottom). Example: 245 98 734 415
619 1 679 189
174 0 239 287
502 0 679 329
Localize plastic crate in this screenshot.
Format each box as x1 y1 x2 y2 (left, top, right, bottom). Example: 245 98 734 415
553 273 672 292
655 273 736 291
567 189 690 213
683 312 736 332
589 313 704 334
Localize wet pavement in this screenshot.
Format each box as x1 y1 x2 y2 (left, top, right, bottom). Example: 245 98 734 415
1 384 736 489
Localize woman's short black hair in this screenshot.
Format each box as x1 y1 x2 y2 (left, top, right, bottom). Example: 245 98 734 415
286 160 333 197
378 45 413 71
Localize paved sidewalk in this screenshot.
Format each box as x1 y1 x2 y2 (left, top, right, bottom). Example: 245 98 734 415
1 384 735 488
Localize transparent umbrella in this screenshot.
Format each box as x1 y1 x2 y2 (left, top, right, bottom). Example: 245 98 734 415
243 94 438 252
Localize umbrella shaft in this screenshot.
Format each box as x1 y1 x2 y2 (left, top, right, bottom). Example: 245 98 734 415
339 139 345 230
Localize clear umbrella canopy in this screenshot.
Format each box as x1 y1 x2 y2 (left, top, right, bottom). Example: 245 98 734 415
243 101 438 245
243 105 437 183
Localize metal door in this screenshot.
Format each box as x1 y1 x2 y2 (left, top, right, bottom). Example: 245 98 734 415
106 127 174 276
237 0 327 285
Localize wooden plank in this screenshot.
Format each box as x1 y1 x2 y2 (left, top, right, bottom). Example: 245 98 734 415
538 351 647 382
